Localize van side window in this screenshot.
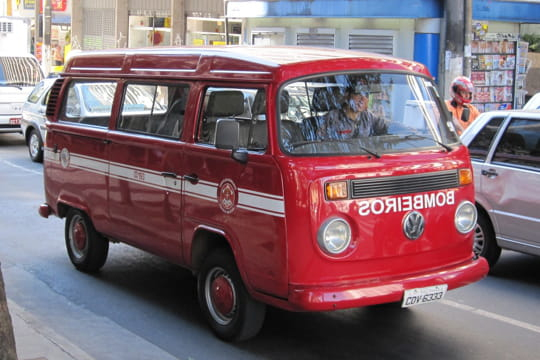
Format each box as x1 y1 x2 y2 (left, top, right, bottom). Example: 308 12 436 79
197 87 267 150
118 83 189 139
61 80 117 127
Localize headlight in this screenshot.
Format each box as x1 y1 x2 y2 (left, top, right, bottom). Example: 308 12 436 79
317 217 351 255
455 201 477 233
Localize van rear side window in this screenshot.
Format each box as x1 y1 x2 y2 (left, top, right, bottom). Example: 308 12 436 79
117 83 189 139
62 80 117 127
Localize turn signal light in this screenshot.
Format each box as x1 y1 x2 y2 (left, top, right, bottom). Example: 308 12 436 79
459 168 473 185
326 181 348 200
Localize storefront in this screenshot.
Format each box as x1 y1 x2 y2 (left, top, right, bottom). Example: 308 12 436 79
72 0 238 51
225 0 540 107
9 0 72 71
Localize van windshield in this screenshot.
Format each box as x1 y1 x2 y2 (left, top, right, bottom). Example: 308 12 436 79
279 72 459 156
0 56 43 87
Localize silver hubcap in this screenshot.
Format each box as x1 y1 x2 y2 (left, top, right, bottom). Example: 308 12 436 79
473 224 485 256
29 133 40 157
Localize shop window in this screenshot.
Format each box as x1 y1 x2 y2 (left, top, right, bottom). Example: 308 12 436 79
128 15 171 48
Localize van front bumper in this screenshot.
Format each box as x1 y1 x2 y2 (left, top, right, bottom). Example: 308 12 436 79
287 256 488 311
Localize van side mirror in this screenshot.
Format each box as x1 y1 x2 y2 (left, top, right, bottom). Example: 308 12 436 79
215 118 248 163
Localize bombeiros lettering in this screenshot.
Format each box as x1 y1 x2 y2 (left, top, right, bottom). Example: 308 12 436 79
358 191 455 216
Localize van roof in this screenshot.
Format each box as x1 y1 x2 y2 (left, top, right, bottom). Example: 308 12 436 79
63 46 431 82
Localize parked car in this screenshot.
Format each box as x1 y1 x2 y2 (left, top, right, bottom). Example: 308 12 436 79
522 92 540 110
0 53 44 135
21 78 56 162
461 110 540 268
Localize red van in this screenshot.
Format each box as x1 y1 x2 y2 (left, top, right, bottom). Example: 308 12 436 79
39 46 488 341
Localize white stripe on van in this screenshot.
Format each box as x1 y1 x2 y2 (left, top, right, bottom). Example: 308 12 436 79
44 148 284 217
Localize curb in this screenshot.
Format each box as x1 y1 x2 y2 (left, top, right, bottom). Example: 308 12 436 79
8 299 95 360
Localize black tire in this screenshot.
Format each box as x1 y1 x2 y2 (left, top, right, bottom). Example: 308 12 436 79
473 211 501 268
65 209 109 272
197 248 266 341
27 129 43 163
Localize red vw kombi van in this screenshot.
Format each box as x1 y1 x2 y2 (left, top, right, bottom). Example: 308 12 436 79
39 46 488 341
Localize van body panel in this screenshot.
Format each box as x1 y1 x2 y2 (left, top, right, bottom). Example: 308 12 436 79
182 143 288 297
106 131 184 263
44 125 110 225
277 147 475 283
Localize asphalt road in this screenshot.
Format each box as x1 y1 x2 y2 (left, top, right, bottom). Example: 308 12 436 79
1 133 539 360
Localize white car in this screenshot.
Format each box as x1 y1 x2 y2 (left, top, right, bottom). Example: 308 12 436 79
0 54 44 135
522 92 540 110
461 110 540 268
21 78 57 162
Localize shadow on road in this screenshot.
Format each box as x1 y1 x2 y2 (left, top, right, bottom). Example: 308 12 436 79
489 251 540 287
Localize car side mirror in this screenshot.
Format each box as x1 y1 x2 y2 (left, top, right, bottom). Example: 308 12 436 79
215 118 248 163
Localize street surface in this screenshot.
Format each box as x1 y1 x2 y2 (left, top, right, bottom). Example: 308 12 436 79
1 133 539 360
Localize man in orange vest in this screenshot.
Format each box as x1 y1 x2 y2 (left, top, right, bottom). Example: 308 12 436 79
445 76 481 134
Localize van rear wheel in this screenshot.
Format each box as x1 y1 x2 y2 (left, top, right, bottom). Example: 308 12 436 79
197 248 266 341
65 209 109 272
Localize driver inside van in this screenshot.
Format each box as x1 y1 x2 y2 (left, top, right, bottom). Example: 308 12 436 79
318 85 388 140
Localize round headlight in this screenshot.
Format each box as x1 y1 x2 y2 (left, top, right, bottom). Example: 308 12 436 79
455 201 477 233
317 217 352 255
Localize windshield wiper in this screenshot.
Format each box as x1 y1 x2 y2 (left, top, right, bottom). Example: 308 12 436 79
0 83 23 90
290 139 381 158
403 134 453 152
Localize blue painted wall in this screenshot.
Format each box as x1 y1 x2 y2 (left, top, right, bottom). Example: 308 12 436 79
414 33 440 81
229 0 540 23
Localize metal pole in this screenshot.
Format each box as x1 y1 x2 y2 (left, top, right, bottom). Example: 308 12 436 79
464 0 473 77
42 0 52 74
224 0 230 45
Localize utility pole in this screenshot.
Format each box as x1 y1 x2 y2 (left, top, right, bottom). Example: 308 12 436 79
464 0 473 77
42 0 52 74
443 0 468 99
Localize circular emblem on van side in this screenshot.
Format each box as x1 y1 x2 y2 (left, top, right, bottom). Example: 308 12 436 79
218 179 238 214
403 211 425 240
60 148 70 168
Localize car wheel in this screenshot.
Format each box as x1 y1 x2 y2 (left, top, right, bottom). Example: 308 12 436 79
65 209 109 272
197 248 266 341
28 129 43 162
473 212 501 268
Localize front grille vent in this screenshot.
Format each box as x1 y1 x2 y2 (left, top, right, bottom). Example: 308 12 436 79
351 170 459 199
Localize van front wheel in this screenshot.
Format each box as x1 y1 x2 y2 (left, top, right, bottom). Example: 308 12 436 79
65 209 109 272
197 249 266 341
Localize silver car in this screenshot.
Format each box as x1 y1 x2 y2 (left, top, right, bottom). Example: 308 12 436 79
21 78 57 162
461 110 540 268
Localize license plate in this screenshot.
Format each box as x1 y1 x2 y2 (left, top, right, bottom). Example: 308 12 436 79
401 284 447 307
9 117 21 125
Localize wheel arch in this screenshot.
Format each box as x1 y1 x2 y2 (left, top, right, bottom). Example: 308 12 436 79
475 201 495 237
191 228 233 272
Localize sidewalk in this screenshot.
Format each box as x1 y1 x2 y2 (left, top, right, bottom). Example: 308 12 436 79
8 299 95 360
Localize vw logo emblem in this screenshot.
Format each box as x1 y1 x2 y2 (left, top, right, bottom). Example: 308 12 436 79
403 211 425 240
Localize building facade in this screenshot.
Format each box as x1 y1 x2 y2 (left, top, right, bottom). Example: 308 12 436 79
4 0 540 103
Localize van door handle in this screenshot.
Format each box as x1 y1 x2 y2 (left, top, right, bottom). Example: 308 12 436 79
184 174 199 184
481 169 498 178
161 172 177 178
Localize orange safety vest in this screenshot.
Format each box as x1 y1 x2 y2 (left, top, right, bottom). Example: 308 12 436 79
445 100 481 134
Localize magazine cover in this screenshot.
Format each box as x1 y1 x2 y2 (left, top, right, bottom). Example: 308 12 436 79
471 71 487 86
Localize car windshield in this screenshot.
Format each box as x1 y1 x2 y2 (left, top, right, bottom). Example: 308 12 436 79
0 56 43 87
279 72 459 156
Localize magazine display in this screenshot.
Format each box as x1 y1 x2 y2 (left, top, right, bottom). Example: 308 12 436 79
470 33 527 111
